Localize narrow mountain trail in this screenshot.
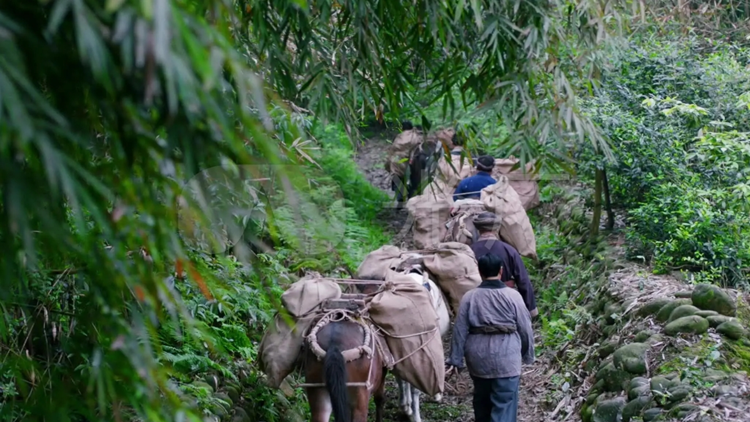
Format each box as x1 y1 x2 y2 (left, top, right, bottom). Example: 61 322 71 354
352 135 556 422
350 134 750 422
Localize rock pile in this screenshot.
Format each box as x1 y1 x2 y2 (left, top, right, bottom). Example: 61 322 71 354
581 283 749 422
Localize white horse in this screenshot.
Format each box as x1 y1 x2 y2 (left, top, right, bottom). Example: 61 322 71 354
395 265 451 422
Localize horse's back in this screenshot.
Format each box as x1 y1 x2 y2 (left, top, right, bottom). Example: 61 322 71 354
314 320 366 351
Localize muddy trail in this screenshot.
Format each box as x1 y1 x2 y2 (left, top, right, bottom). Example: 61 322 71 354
352 135 555 422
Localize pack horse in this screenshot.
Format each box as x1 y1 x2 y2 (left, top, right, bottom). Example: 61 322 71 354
301 280 387 422
300 270 449 422
394 262 451 422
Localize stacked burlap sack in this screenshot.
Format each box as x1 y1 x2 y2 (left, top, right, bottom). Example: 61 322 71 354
409 174 537 259
259 270 445 397
357 243 482 315
480 176 537 259
442 198 485 245
491 158 541 211
259 273 341 388
385 129 424 177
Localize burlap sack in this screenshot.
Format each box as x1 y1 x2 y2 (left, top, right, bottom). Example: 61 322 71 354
480 177 537 259
259 313 316 388
426 128 456 149
422 242 482 313
281 274 342 318
453 198 486 214
259 275 342 388
491 158 540 211
407 184 453 250
367 272 444 397
442 212 479 245
442 199 486 245
386 130 424 177
357 245 403 280
434 153 474 190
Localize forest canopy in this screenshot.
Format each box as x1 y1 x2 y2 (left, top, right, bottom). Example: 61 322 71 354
8 0 750 421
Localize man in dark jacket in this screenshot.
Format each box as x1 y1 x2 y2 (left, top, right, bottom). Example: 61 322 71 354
453 155 496 201
446 253 535 422
470 212 538 318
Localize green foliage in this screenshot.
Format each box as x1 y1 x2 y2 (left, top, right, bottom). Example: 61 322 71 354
580 34 750 286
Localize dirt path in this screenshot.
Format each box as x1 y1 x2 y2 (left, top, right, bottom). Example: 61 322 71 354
353 136 555 422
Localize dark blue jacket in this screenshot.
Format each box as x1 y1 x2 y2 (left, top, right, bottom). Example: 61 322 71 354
453 171 496 201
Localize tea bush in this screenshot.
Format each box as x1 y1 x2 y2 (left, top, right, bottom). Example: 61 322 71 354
580 34 750 287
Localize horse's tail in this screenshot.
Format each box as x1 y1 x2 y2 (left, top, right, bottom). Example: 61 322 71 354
324 345 350 422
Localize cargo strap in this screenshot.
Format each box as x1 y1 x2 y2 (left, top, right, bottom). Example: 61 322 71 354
469 324 517 335
300 310 377 390
305 310 373 363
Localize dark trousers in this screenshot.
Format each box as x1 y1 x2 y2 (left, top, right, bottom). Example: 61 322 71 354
471 376 520 422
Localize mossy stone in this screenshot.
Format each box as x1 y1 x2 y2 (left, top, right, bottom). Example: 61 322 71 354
717 320 746 340
707 315 734 328
192 380 214 394
225 385 241 404
231 407 251 422
664 316 709 336
622 395 654 422
695 310 718 318
214 392 233 407
629 384 651 401
668 305 700 322
643 408 662 421
596 362 632 392
634 330 654 343
582 404 594 422
672 403 698 418
692 283 736 316
656 299 692 322
593 397 626 422
637 299 672 317
674 291 693 299
598 340 619 359
586 392 600 405
646 334 664 345
667 385 691 404
204 373 222 391
603 325 618 338
650 376 678 394
629 377 649 390
604 302 623 324
613 343 650 375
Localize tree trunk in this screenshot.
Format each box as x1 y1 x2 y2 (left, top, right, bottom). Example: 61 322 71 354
602 168 615 230
590 168 603 239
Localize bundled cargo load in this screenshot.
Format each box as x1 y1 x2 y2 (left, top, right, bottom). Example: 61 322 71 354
422 242 482 313
407 182 453 249
426 127 456 149
366 271 445 397
480 177 537 259
385 129 425 177
434 153 473 190
491 158 540 211
357 245 403 280
442 199 486 245
258 274 342 388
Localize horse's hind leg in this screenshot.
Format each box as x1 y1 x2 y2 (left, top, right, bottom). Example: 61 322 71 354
374 374 386 422
307 388 332 422
397 377 413 416
351 387 370 422
409 386 422 422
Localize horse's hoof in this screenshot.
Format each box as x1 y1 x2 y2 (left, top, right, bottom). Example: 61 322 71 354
433 393 442 402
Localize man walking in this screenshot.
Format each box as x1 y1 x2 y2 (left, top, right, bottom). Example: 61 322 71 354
453 155 497 201
446 253 535 422
470 212 538 318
